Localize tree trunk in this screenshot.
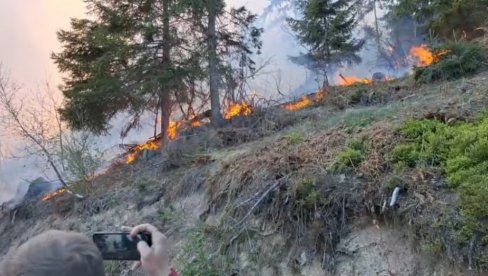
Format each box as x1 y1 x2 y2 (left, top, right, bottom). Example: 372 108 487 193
160 0 172 149
373 0 381 51
208 0 225 127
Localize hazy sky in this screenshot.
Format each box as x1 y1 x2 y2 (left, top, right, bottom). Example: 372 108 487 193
0 0 86 87
0 0 268 88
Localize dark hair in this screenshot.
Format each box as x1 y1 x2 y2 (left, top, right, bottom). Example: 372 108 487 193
2 230 105 276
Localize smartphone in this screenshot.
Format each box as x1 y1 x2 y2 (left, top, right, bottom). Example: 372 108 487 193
92 232 152 260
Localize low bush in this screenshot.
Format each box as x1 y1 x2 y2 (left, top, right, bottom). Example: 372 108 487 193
284 131 305 145
392 113 488 268
414 42 487 83
333 139 368 172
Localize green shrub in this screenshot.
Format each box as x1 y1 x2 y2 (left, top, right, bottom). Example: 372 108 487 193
347 138 368 152
395 120 450 166
335 148 364 172
295 179 323 209
390 144 420 168
285 131 305 145
392 113 488 255
414 42 486 83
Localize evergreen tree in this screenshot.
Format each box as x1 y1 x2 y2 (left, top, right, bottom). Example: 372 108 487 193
385 0 488 40
188 1 262 126
54 0 261 136
288 0 364 86
53 0 202 142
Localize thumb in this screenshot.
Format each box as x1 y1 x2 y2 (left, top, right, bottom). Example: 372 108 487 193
137 241 152 258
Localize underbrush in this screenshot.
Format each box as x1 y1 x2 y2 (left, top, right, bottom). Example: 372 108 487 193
391 114 488 269
414 42 487 83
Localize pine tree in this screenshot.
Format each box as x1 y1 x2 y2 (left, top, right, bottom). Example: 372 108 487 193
188 1 262 126
53 0 202 142
385 0 488 40
288 0 364 86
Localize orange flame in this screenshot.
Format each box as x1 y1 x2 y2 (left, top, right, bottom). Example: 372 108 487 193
283 96 312 111
283 91 325 111
315 91 326 102
126 139 161 164
190 120 202 127
339 76 373 86
410 44 450 67
168 120 183 140
224 102 252 120
42 188 66 202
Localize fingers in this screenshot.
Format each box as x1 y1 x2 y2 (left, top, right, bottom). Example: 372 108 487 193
130 223 159 237
121 226 132 232
131 261 141 271
130 223 167 244
137 241 152 257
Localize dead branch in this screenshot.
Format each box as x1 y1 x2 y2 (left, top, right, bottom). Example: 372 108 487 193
235 175 288 227
0 65 83 199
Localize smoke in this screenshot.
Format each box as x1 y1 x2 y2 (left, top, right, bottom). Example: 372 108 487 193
247 0 426 95
0 0 426 204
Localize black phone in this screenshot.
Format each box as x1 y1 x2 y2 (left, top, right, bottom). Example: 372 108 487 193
92 232 152 260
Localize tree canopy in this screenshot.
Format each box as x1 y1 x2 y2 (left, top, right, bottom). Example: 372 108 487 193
54 0 262 138
288 0 365 86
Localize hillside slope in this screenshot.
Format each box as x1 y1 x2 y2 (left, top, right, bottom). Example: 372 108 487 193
1 71 488 275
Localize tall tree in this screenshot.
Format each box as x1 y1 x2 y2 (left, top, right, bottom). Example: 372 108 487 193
288 0 364 87
207 0 225 126
187 1 262 125
53 0 201 143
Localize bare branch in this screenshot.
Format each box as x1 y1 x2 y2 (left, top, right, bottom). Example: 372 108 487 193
0 65 83 199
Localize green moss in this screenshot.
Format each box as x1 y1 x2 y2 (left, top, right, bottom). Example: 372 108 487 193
392 113 488 262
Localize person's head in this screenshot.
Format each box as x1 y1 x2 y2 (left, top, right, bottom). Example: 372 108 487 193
1 230 105 276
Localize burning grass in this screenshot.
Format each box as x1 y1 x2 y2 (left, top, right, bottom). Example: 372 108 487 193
282 91 326 111
126 139 161 164
41 188 67 202
338 75 373 86
224 102 252 120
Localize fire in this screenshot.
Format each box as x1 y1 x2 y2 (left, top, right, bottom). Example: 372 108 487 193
190 120 202 127
224 102 252 120
339 76 373 86
125 115 207 164
126 139 160 164
315 91 326 102
42 188 66 202
410 44 450 67
168 120 183 140
283 96 312 111
283 91 325 111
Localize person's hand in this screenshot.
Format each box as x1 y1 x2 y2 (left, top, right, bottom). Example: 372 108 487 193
130 223 170 276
